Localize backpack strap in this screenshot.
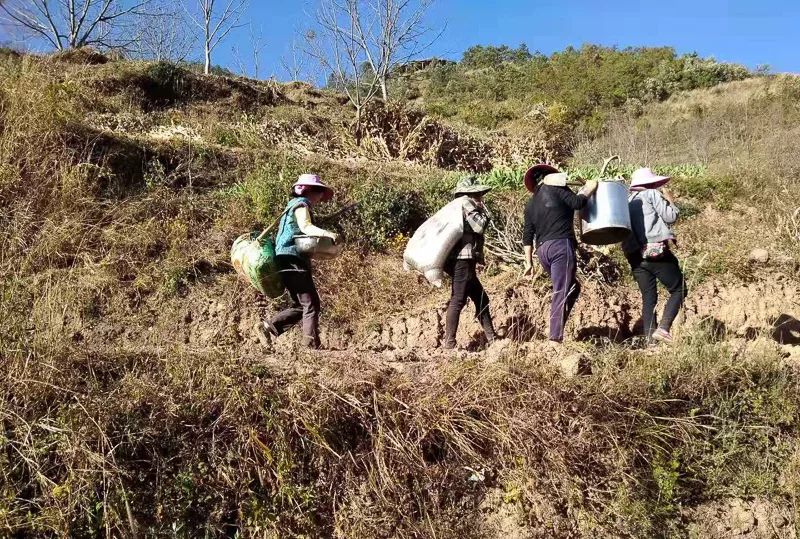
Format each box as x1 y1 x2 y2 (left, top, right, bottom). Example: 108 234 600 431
256 202 302 242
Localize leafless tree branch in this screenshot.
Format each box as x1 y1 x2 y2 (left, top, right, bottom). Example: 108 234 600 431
0 0 154 51
305 0 438 141
186 0 247 75
280 32 311 82
231 22 266 78
133 0 194 62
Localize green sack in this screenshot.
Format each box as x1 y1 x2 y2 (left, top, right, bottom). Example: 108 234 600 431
231 232 285 298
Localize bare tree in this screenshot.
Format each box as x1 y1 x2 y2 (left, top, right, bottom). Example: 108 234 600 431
135 0 194 62
280 33 310 82
305 0 379 140
232 23 266 78
305 0 438 139
0 0 152 51
186 0 247 75
365 0 439 100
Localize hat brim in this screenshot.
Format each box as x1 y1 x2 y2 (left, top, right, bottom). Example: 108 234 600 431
524 164 560 192
294 183 334 201
631 176 671 190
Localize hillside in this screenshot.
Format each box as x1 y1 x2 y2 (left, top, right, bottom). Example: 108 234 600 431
1 50 800 538
392 45 751 132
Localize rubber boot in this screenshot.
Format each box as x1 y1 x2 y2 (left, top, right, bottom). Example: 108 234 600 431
480 312 497 344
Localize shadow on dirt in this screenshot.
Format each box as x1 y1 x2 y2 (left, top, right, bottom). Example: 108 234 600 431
771 314 800 345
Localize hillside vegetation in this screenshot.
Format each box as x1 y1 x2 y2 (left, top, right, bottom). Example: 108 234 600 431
394 45 751 132
1 48 799 538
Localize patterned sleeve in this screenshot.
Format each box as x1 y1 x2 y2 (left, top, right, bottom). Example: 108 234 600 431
463 198 490 234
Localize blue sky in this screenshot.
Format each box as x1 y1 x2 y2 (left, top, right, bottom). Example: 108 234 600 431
216 0 799 79
3 0 797 76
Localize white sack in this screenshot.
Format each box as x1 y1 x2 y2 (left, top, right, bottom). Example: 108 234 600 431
403 197 465 287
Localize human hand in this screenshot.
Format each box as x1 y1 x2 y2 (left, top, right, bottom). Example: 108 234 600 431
523 262 534 279
327 232 339 244
661 186 675 204
581 180 599 196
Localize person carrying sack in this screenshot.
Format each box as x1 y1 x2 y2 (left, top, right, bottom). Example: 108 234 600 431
442 176 497 350
521 164 598 345
259 174 338 349
621 167 687 344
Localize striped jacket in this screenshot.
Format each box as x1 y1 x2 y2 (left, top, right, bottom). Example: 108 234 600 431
450 196 491 262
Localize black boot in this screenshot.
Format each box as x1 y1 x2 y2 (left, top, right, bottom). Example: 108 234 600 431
480 312 497 344
443 319 458 349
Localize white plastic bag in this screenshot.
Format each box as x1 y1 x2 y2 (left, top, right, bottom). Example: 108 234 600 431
403 197 465 287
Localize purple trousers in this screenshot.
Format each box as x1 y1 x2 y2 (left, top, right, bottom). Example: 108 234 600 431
537 239 581 342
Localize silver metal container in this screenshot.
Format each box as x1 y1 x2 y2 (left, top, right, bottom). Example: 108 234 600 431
580 180 632 245
294 235 344 260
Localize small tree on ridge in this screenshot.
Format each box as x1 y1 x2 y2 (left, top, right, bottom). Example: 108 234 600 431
0 0 151 51
186 0 247 75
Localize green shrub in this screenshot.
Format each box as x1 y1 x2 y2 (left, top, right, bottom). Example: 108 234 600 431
328 173 456 250
461 44 534 68
480 166 524 190
413 44 749 133
640 54 751 102
211 124 240 147
215 156 311 223
144 61 189 103
349 182 430 249
477 163 707 192
674 173 742 208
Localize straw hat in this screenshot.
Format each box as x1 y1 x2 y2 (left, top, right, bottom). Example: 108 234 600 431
452 175 492 196
293 173 334 201
523 164 560 192
630 167 671 190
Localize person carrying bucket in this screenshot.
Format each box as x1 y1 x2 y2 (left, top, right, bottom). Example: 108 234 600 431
442 176 498 350
621 167 687 344
521 164 598 345
259 174 338 349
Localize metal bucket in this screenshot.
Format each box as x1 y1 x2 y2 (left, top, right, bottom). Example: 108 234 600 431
580 180 632 245
294 235 344 260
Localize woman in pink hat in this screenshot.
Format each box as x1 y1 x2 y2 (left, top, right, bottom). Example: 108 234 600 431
259 174 338 349
621 167 687 344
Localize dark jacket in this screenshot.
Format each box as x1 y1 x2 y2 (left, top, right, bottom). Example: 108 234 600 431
522 184 588 248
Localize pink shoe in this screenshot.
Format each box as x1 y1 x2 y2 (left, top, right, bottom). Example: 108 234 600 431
651 328 674 343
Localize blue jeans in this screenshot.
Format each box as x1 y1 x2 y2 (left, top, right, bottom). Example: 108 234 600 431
537 239 581 342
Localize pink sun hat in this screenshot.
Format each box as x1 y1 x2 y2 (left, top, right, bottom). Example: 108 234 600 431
630 167 671 190
293 173 334 201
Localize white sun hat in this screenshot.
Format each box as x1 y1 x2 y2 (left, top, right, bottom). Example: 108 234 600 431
630 167 671 189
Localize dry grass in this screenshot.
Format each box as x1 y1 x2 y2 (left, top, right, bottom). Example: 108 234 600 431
572 75 800 279
1 54 800 537
1 337 797 537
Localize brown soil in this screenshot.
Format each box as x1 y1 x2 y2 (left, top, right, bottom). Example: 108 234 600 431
684 498 797 538
688 275 800 341
67 255 800 371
